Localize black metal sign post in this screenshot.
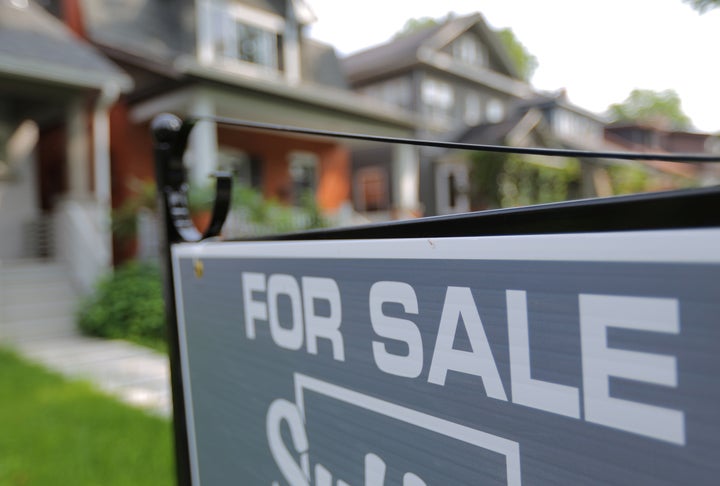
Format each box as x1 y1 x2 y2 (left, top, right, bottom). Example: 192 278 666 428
152 114 231 486
153 113 720 485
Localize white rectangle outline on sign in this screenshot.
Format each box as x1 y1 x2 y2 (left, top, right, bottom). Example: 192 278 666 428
171 229 720 485
293 373 522 485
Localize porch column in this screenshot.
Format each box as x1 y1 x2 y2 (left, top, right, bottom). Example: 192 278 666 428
188 93 218 186
92 86 119 269
66 98 90 200
283 4 301 85
391 144 422 218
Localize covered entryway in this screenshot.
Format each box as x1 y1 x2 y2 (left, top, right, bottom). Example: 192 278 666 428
0 0 131 292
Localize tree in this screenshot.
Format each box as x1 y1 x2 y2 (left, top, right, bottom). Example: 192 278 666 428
394 16 440 39
607 89 692 130
469 152 581 209
496 28 537 81
684 0 720 13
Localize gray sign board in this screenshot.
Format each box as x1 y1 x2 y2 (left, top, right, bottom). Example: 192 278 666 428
172 229 720 485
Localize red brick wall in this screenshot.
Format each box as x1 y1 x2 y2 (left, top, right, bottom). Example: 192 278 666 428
108 101 154 264
109 101 154 210
217 128 350 210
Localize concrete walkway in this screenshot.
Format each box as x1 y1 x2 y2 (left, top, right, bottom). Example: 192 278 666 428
0 260 172 417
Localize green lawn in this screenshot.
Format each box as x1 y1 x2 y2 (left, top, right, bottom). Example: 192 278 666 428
0 348 175 486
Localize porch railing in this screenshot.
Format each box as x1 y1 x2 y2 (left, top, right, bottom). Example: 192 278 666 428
54 199 111 293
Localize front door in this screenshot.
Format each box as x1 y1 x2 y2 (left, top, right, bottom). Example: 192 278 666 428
435 161 470 215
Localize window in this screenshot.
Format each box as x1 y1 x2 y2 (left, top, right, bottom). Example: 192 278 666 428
361 78 412 108
464 92 482 125
553 109 603 143
289 151 318 204
486 98 505 123
422 78 454 122
204 0 283 70
354 166 389 212
217 148 253 187
453 35 487 67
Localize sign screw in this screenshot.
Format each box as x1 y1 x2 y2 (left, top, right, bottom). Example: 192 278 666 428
193 259 204 278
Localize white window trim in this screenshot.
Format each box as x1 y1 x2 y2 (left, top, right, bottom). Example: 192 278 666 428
198 0 285 69
465 92 482 126
435 162 470 215
227 3 284 32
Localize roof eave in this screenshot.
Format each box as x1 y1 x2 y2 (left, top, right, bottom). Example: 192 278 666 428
417 48 533 99
175 57 418 129
0 52 134 93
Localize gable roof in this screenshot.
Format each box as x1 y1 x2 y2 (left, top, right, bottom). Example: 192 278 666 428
342 12 526 96
516 90 607 124
0 0 131 91
342 22 444 83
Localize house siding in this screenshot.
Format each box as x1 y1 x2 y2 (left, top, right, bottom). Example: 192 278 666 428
217 127 349 210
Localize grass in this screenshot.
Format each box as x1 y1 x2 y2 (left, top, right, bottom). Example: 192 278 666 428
0 348 175 486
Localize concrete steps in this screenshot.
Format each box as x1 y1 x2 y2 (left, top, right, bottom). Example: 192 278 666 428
0 260 78 342
0 260 171 417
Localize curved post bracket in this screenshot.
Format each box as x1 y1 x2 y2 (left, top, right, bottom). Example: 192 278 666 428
151 113 232 244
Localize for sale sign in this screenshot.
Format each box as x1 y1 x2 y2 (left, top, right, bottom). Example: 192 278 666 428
172 229 720 485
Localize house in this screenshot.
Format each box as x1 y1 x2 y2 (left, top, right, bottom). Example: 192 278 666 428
605 122 720 186
342 13 535 216
2 0 420 290
72 0 418 247
606 122 717 153
457 89 716 205
0 0 132 291
457 90 620 203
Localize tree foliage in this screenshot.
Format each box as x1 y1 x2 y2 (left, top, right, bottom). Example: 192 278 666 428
496 28 538 81
394 16 440 38
607 89 692 130
684 0 720 13
469 152 581 209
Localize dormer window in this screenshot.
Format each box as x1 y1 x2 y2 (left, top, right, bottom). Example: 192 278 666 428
453 34 487 67
201 0 284 71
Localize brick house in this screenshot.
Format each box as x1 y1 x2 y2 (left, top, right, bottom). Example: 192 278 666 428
1 0 418 288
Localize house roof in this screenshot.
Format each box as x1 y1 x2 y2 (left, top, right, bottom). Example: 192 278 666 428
516 90 607 124
455 112 530 146
342 13 531 98
0 0 131 91
80 0 335 89
81 0 190 64
342 22 443 83
301 38 348 89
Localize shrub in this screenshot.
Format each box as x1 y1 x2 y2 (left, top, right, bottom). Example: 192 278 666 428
112 179 158 242
77 262 166 349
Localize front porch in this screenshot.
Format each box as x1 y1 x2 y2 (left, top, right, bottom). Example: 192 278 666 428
0 90 114 293
0 0 131 291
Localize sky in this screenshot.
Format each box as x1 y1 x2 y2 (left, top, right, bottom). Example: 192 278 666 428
305 0 720 133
